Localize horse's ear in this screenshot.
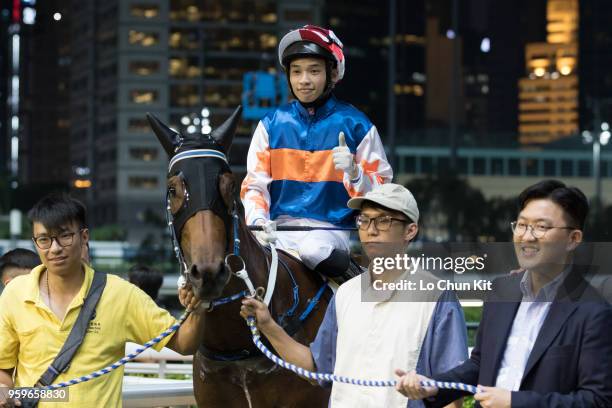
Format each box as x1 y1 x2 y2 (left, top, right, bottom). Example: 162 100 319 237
147 113 179 156
210 105 242 153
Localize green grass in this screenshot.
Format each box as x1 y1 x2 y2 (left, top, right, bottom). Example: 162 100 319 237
463 396 476 408
462 306 483 348
461 307 481 407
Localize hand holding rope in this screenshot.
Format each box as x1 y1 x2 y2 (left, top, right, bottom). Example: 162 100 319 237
244 287 479 394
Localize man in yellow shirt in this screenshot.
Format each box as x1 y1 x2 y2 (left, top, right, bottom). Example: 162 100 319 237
0 194 204 407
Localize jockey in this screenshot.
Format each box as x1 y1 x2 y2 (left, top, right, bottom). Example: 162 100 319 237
240 25 392 279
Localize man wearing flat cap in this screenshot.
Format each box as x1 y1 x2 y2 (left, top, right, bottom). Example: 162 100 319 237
241 183 467 408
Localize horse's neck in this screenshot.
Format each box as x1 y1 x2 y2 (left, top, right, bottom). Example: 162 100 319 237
235 216 270 286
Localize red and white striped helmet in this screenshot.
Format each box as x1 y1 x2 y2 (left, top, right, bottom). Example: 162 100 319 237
278 25 345 82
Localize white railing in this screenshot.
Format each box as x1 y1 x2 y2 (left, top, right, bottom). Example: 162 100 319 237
124 343 193 378
123 343 196 407
123 376 196 407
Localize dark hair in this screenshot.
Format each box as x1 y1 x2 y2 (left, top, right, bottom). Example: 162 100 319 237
128 265 163 300
518 180 589 229
28 193 87 232
0 248 41 279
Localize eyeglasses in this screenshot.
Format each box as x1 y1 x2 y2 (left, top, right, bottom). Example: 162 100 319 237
510 221 577 239
356 215 408 231
32 230 83 250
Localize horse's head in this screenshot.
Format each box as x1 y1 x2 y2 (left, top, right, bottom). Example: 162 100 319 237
147 107 242 301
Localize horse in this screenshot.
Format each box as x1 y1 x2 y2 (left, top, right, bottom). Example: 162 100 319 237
147 106 333 407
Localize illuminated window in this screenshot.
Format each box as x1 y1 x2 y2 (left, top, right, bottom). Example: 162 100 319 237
169 57 202 78
202 58 263 81
169 29 200 49
130 90 158 104
170 85 200 107
260 33 277 49
128 118 150 133
129 61 160 76
131 4 159 19
129 176 158 189
393 84 424 96
261 12 277 23
129 147 159 161
189 0 275 23
170 0 203 21
205 28 277 52
203 84 241 107
129 30 159 47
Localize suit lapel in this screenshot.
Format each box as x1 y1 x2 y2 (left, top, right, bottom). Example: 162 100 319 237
520 300 577 383
483 275 523 384
520 271 585 384
486 300 520 383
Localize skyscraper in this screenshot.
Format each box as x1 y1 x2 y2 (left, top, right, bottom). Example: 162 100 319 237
21 0 71 187
0 2 9 175
424 0 546 147
579 0 612 132
66 0 319 242
518 0 579 145
324 0 426 144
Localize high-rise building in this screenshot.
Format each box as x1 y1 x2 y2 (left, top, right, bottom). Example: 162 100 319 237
425 0 546 147
324 0 426 145
0 2 9 175
67 0 320 242
323 1 388 133
21 0 71 187
194 0 321 168
1 0 71 206
518 0 579 145
579 0 612 132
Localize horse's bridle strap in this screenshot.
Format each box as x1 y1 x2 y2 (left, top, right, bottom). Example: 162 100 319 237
169 149 228 171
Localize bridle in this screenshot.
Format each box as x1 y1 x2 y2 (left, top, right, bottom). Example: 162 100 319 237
165 147 255 310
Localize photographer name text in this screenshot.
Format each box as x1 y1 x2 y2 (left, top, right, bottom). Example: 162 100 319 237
373 279 493 291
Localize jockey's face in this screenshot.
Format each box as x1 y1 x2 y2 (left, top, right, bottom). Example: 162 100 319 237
289 57 330 103
358 203 418 262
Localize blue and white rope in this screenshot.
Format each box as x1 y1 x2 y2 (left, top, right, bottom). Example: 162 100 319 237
43 311 190 390
246 317 479 394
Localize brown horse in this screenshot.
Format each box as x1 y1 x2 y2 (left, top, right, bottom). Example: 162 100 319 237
148 107 332 407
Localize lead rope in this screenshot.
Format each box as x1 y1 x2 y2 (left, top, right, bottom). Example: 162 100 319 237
40 311 190 390
245 314 478 393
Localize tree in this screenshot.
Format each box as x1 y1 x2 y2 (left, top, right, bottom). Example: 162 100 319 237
405 173 489 242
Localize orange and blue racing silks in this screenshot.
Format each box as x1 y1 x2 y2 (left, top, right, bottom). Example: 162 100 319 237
240 96 393 227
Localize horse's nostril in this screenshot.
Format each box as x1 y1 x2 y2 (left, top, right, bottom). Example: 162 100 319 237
190 263 202 280
191 262 224 281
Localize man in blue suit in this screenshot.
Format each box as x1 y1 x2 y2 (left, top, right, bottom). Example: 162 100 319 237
396 180 612 408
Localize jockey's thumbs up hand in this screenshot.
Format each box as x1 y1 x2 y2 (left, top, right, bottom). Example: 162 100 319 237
338 131 347 147
333 132 359 180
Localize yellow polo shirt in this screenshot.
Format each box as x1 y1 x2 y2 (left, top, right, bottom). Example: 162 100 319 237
0 264 177 407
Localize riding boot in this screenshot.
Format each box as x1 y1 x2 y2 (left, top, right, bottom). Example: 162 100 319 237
314 249 356 284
